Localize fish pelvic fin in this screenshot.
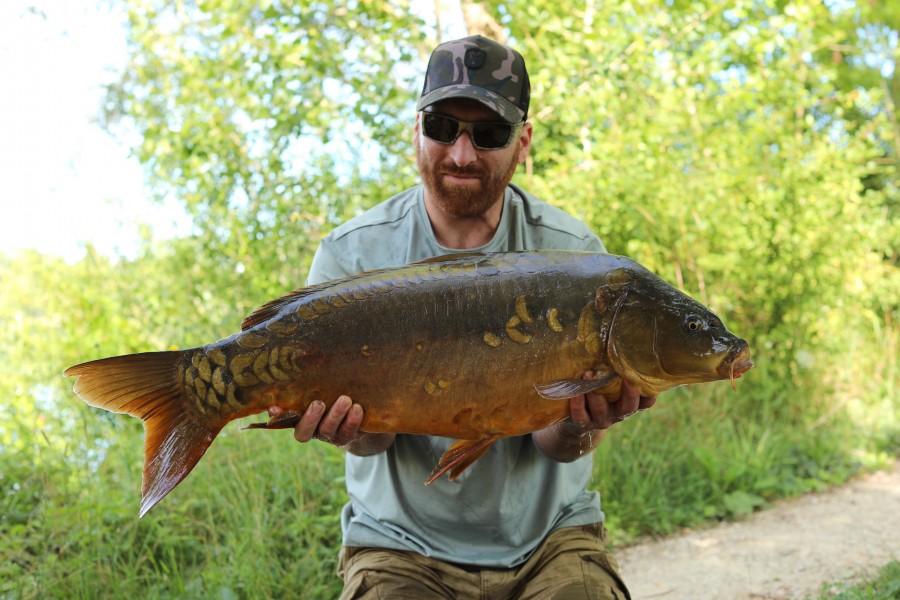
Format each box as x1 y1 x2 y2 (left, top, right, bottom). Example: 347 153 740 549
425 437 499 485
64 351 223 518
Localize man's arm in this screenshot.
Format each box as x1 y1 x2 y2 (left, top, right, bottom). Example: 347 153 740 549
533 376 657 462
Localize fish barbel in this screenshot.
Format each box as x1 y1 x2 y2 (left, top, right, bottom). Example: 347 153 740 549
65 251 753 516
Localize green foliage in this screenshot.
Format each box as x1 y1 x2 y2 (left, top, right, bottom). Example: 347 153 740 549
103 0 428 303
816 561 900 600
3 0 899 597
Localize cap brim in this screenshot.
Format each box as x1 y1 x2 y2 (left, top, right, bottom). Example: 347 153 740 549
416 85 524 123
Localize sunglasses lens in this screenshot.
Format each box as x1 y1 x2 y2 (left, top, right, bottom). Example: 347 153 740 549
423 113 459 143
421 113 517 149
472 123 513 149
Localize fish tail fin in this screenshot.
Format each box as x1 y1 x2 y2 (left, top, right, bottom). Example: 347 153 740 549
64 351 223 517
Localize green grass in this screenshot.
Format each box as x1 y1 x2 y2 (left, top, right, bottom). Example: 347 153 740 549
5 421 351 599
595 353 896 544
813 562 900 599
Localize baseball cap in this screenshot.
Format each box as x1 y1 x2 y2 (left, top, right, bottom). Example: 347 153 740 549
416 35 531 124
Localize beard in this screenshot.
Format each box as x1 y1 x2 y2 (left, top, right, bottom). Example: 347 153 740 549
417 143 520 219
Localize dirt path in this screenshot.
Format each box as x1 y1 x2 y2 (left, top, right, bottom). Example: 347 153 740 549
616 462 900 599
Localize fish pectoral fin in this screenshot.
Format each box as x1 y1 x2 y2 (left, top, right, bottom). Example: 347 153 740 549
425 437 499 485
534 371 618 400
244 409 304 430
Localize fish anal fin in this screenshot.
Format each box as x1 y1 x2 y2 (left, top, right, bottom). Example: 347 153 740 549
425 437 499 485
244 409 304 430
534 371 618 400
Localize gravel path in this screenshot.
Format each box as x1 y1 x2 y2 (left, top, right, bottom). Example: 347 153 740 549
616 462 900 599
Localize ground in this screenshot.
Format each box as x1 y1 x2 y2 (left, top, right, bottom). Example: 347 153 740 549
616 461 900 599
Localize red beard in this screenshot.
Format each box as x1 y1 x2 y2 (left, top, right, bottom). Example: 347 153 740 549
417 144 520 219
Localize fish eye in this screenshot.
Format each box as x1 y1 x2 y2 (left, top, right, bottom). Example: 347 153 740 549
684 315 705 332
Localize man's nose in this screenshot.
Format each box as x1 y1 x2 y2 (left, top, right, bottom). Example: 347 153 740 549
447 131 478 166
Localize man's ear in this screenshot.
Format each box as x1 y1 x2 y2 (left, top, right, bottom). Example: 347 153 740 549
517 121 533 164
413 112 421 148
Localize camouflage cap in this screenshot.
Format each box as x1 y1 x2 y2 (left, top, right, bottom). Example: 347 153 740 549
416 35 530 124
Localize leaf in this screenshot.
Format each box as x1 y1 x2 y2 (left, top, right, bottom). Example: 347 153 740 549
722 490 766 518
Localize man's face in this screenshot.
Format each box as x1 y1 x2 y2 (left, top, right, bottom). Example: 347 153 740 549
415 99 532 219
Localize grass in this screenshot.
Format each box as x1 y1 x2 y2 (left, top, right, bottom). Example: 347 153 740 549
595 355 893 544
813 562 900 599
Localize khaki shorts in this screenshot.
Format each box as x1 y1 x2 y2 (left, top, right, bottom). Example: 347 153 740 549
337 523 630 600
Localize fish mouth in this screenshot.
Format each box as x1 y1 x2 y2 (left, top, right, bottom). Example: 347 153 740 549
719 341 754 391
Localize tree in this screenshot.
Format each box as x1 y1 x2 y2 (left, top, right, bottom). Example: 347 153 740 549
104 0 429 305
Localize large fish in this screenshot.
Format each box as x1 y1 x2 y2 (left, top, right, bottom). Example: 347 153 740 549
65 251 753 517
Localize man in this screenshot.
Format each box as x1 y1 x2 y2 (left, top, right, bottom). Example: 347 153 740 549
271 36 655 599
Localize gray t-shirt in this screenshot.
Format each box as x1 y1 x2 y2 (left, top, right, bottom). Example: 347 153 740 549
308 183 607 568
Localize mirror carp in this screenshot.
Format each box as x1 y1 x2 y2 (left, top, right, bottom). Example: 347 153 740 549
65 250 753 517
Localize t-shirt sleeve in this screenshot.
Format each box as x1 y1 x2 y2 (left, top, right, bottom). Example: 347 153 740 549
582 234 606 253
307 240 351 285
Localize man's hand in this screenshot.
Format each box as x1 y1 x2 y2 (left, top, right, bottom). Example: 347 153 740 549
267 396 395 456
533 375 657 462
569 374 657 432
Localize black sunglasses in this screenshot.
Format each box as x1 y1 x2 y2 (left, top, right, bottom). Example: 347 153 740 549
421 112 522 150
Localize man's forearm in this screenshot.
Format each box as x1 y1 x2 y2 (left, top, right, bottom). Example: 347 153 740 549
343 432 396 457
533 421 606 462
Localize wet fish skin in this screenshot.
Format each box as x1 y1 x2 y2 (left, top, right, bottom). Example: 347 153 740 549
65 251 753 516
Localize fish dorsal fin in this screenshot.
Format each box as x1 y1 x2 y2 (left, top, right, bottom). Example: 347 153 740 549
241 286 323 330
241 265 413 330
411 252 485 265
241 253 487 330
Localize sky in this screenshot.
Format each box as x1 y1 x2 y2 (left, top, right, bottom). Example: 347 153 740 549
1 0 189 262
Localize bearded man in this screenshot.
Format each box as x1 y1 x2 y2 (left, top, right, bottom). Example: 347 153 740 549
273 35 654 599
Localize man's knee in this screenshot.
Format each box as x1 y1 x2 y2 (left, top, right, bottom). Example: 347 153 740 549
337 546 458 600
517 524 631 600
